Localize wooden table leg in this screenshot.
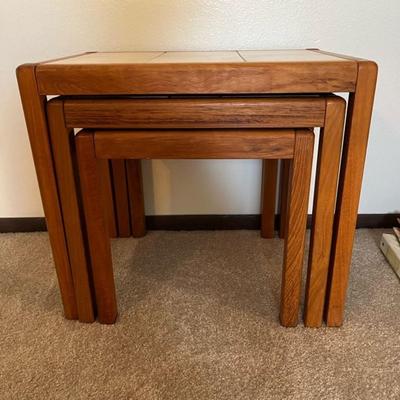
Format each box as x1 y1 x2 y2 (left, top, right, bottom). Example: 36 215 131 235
16 65 78 320
280 129 314 327
111 160 131 237
97 160 118 238
47 99 95 322
265 158 307 241
126 160 146 238
278 160 290 239
304 96 345 327
261 159 278 238
325 61 378 326
76 131 118 324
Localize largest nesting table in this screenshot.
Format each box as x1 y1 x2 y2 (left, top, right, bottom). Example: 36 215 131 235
17 50 377 327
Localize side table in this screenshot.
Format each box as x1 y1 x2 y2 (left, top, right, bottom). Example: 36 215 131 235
17 50 377 327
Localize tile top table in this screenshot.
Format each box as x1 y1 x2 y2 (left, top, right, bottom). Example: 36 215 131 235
35 50 357 94
17 50 377 326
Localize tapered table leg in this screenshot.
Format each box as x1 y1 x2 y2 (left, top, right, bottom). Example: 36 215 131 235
280 130 314 327
304 96 345 327
17 65 78 320
47 99 95 322
76 131 118 324
325 61 378 327
111 160 131 237
261 159 278 238
278 160 290 239
97 159 118 238
126 160 146 238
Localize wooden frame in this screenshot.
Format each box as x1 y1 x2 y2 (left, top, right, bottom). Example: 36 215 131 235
44 93 328 322
17 50 377 327
45 95 330 325
75 128 314 326
48 94 346 327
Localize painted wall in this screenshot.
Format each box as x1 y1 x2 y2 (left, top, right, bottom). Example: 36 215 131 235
1 0 399 217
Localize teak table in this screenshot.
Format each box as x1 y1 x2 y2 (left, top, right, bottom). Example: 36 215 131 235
45 93 345 327
74 127 315 326
17 50 377 327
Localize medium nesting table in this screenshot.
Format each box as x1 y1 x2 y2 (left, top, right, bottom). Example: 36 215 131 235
74 127 315 326
17 50 377 327
45 93 345 328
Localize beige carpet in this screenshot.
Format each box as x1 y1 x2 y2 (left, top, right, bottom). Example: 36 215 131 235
0 229 399 399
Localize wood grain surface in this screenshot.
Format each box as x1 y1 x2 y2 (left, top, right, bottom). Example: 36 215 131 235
16 65 78 320
95 130 295 160
64 97 326 129
325 61 378 327
280 130 314 327
304 96 346 327
36 62 356 95
75 131 118 324
47 99 95 322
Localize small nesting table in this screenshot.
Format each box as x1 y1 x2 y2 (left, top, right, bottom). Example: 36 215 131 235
17 50 377 327
76 127 315 325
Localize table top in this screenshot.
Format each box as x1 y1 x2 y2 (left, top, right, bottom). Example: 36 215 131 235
33 49 362 95
44 50 350 65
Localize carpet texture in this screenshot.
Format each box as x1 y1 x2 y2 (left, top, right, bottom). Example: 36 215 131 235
0 229 399 399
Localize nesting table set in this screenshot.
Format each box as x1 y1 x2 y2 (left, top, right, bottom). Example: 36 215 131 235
17 50 377 327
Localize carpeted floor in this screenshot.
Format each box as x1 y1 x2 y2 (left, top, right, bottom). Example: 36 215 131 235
0 229 399 399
